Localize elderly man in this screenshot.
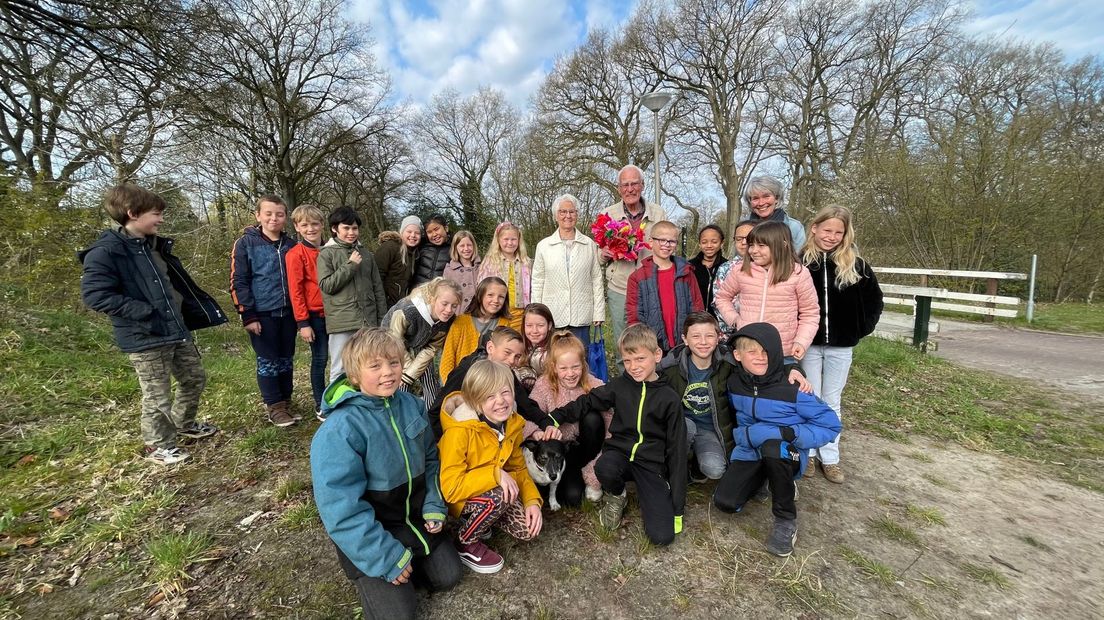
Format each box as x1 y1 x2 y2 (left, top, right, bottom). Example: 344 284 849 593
531 194 606 345
599 165 667 364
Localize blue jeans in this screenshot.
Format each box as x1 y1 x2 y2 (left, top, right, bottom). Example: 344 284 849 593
304 313 329 410
565 324 590 346
685 418 727 479
802 345 853 465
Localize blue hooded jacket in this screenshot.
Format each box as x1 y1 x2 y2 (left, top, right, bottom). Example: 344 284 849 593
727 323 841 477
310 377 446 582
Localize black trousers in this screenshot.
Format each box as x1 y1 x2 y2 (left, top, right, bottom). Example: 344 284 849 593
248 311 297 405
713 440 800 520
556 409 606 508
594 449 675 546
352 542 462 620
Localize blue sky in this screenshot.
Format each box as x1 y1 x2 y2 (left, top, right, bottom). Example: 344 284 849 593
350 0 1104 108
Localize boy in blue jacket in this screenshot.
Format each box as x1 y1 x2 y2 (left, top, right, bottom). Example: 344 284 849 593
713 322 841 557
311 328 460 619
79 185 227 466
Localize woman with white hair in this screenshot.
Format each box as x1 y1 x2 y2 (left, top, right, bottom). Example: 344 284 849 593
531 194 606 344
745 175 806 249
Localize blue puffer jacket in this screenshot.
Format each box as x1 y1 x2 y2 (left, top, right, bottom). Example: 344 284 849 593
625 256 705 351
229 226 297 324
310 378 447 583
726 323 841 477
78 230 227 352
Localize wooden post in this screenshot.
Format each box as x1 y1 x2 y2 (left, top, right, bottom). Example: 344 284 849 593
920 274 928 288
984 278 997 323
913 296 932 352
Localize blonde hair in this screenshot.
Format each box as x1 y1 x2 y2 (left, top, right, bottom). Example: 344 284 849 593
733 336 765 353
342 328 405 387
483 222 530 272
542 331 593 399
800 206 862 288
461 360 516 414
651 220 678 237
449 230 481 265
413 277 462 306
618 324 660 355
291 204 324 225
741 221 797 285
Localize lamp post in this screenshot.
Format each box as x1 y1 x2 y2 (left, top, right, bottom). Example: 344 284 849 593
640 90 674 209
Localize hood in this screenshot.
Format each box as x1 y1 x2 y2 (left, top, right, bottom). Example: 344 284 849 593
78 229 129 262
324 237 359 250
729 322 785 385
244 225 292 244
440 391 481 431
411 295 434 324
378 230 401 245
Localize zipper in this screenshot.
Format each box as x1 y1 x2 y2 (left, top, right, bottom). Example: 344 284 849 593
758 265 770 321
140 243 187 337
822 253 830 345
276 236 289 308
386 399 430 555
629 382 647 461
167 260 219 324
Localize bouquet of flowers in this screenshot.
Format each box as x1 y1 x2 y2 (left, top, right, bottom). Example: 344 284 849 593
590 213 650 262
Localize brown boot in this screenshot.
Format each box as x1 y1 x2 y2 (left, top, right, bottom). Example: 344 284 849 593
821 462 845 484
803 456 819 480
267 401 296 428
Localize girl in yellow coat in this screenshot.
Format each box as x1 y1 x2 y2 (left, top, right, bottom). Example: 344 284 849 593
438 360 543 574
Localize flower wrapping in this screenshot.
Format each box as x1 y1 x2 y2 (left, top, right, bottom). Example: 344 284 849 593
590 213 650 262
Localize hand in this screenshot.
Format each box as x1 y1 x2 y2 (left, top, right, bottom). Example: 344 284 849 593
599 248 615 261
349 250 362 264
791 343 806 360
541 426 563 441
298 326 314 343
244 321 262 335
497 469 519 504
424 520 442 534
788 369 812 394
390 562 413 585
525 504 543 538
593 320 604 327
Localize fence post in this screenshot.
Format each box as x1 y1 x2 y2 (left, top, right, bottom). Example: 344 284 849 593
983 278 998 323
1027 254 1037 323
913 296 932 352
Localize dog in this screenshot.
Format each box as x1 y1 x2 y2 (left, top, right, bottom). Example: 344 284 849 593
521 439 568 511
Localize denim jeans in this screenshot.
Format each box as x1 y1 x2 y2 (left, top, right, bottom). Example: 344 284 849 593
565 324 590 346
802 345 853 465
685 418 727 479
305 313 329 410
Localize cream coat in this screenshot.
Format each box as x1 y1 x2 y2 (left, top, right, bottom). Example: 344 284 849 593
531 229 607 326
714 261 820 356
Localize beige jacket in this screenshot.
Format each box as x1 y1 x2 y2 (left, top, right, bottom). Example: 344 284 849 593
599 199 666 295
531 229 607 327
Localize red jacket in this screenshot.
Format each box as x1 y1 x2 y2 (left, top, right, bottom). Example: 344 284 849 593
285 241 325 326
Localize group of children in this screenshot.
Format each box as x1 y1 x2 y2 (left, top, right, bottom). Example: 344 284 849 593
80 183 883 619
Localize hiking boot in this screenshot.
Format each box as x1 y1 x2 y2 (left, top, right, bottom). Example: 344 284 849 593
598 491 627 531
267 402 296 428
177 421 219 441
455 539 504 574
144 445 191 466
821 462 845 484
803 457 819 480
765 517 798 557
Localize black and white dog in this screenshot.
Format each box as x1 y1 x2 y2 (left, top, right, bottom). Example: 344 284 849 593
521 439 568 511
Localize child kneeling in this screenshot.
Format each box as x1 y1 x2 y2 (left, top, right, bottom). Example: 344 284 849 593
713 323 841 557
439 360 543 574
311 329 460 619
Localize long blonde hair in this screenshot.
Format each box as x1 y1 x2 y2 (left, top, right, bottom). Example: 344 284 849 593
542 332 594 400
483 222 530 271
413 277 462 307
800 206 862 288
462 359 516 414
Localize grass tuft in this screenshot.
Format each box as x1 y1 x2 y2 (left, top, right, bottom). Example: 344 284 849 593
146 531 214 593
869 514 922 546
961 562 1013 590
280 501 320 530
905 505 947 527
838 545 898 587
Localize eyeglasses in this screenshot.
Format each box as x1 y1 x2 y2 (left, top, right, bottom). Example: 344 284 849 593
653 237 678 246
557 210 577 216
618 181 643 189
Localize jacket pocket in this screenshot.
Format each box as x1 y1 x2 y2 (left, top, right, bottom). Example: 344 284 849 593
404 414 429 441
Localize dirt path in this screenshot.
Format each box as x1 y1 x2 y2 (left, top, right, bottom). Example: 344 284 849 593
883 312 1104 405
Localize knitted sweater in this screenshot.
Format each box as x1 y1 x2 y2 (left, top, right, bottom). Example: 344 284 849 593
714 261 820 356
438 313 512 382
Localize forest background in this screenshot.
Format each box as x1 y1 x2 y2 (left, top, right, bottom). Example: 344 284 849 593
2 0 1102 306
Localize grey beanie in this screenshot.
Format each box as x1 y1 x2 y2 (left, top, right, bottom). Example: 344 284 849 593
400 215 422 233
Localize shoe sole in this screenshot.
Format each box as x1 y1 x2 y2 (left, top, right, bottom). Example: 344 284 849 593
146 455 191 466
177 430 218 440
269 419 297 428
458 555 503 574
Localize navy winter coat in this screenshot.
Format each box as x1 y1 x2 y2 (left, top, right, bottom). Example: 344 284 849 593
727 323 841 477
79 230 227 352
230 226 297 324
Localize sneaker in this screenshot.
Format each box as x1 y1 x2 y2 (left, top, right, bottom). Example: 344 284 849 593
455 539 504 574
765 517 798 557
290 408 303 422
598 491 627 531
177 421 219 441
821 463 845 484
315 409 326 422
267 402 296 428
803 457 819 480
144 446 191 466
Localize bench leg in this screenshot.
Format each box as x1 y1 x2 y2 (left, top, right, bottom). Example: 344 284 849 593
913 296 932 352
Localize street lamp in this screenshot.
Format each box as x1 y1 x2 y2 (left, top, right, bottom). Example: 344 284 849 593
640 90 675 209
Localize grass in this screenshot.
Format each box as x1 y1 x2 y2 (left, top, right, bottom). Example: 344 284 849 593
883 301 1104 335
838 545 898 587
961 562 1013 590
273 476 310 502
146 531 214 593
905 505 947 527
1017 534 1054 553
279 501 320 530
868 515 922 546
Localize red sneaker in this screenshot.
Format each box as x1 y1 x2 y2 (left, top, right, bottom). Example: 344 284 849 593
455 539 504 574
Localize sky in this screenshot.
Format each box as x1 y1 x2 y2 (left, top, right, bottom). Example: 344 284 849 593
349 0 1104 109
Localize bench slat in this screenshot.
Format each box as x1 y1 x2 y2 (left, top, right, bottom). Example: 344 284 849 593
880 284 1019 305
874 267 1027 280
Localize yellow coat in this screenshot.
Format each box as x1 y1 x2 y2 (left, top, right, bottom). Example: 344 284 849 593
438 310 523 382
437 392 541 518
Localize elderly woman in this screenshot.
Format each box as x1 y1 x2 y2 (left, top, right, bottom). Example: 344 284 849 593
531 194 606 345
745 175 806 250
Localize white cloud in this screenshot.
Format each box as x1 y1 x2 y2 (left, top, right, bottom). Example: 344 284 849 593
969 0 1104 59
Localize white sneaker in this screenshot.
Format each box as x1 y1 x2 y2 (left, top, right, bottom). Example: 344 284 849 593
145 446 191 465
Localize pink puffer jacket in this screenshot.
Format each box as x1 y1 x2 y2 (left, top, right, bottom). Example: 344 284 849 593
714 261 820 356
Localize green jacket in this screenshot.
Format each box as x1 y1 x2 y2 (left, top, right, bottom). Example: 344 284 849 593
659 344 738 457
317 238 387 333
